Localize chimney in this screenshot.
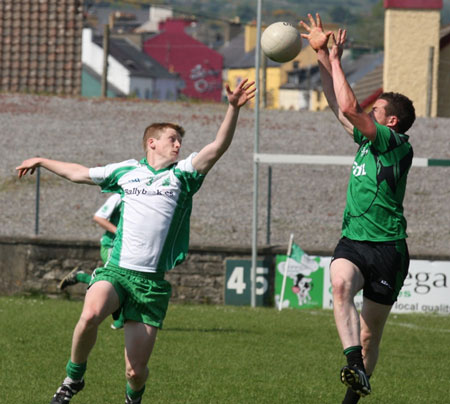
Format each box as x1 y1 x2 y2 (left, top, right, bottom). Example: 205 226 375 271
383 0 443 117
224 18 242 44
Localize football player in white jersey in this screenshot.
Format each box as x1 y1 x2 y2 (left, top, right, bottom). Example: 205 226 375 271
16 79 255 404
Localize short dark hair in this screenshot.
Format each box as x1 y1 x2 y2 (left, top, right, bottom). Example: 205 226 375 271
378 92 416 134
142 123 185 151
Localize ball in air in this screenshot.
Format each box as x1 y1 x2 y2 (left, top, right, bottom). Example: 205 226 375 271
261 22 302 63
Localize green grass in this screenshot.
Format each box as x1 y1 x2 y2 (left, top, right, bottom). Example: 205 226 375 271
1 296 449 403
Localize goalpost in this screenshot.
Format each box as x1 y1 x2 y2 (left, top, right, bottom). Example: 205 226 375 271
250 152 450 307
254 153 450 167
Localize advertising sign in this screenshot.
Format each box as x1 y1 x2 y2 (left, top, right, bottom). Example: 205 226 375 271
322 259 450 314
276 252 450 314
275 253 325 309
392 260 450 314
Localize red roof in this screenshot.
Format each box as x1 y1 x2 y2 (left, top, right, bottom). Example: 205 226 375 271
384 0 443 9
143 19 223 102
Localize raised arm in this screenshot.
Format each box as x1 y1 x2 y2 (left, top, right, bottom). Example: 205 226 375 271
192 79 256 174
300 13 353 136
328 31 377 141
16 157 94 184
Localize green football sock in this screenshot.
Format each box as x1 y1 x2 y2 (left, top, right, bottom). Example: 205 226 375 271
76 272 92 284
126 382 145 400
66 360 87 381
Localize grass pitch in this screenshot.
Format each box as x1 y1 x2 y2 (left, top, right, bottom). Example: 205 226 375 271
1 296 449 403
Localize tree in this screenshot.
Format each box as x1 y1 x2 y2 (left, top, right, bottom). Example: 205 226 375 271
329 5 357 25
351 0 384 49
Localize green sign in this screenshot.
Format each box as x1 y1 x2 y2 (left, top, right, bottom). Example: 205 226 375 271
225 259 270 306
275 252 325 309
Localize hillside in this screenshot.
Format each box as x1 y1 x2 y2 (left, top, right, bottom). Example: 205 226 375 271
90 0 450 26
87 0 450 49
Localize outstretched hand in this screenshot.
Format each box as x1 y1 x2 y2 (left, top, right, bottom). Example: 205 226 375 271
226 78 256 108
329 29 347 62
299 13 332 52
16 158 41 178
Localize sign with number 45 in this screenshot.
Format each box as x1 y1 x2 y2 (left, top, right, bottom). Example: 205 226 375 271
225 259 271 306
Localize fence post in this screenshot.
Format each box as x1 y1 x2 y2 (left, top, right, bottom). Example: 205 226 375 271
426 46 435 118
101 24 110 98
35 167 40 235
266 165 272 245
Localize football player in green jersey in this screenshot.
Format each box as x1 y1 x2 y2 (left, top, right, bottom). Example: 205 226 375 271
59 193 125 330
301 13 415 404
16 79 255 404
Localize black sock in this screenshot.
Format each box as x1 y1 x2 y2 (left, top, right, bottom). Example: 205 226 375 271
343 345 365 372
342 388 361 404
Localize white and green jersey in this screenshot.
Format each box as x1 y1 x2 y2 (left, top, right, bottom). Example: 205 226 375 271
89 153 205 273
94 193 122 249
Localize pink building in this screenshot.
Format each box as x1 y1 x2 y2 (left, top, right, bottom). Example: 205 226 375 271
143 18 223 102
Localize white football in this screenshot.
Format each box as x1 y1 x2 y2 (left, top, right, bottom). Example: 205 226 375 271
261 22 302 63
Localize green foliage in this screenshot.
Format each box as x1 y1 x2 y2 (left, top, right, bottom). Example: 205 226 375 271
350 0 385 49
329 5 358 25
2 296 450 403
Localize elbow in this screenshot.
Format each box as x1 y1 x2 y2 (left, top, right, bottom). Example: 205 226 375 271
341 104 357 118
342 108 361 126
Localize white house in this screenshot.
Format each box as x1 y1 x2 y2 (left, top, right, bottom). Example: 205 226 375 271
82 28 180 100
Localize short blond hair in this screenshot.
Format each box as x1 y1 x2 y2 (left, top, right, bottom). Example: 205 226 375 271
142 123 185 151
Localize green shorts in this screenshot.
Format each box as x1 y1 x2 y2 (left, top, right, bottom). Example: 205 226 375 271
90 265 172 329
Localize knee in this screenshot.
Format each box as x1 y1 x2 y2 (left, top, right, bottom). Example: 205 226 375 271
126 363 148 385
331 276 351 302
78 309 103 330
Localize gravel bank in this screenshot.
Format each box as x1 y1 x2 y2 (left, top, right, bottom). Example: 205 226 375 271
1 94 449 257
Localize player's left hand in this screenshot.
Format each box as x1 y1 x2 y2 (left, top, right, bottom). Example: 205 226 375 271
226 78 256 108
16 157 42 178
300 13 332 52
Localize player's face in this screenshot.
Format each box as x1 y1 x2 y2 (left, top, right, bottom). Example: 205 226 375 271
369 98 390 126
154 127 182 162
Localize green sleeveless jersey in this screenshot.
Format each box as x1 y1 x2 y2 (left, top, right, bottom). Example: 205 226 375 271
342 122 413 241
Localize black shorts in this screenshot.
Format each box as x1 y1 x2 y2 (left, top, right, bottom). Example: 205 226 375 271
331 237 409 305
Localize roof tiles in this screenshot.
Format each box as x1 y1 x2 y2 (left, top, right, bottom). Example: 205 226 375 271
0 0 83 95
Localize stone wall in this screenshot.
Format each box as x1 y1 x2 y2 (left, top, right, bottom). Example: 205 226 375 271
0 236 299 304
2 236 449 305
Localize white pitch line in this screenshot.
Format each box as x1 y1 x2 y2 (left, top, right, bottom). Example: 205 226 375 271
389 321 450 333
